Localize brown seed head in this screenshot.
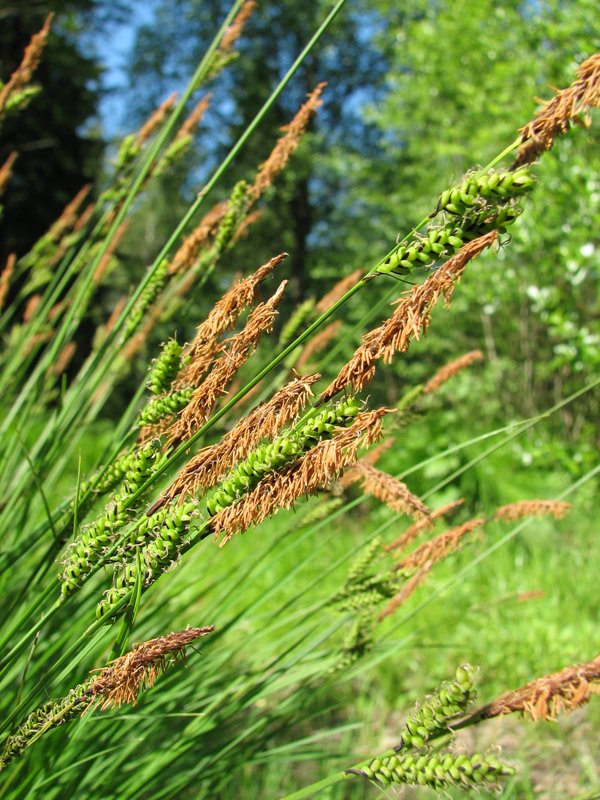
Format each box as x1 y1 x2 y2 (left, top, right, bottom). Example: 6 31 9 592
0 152 18 196
0 253 17 311
218 0 257 53
476 654 600 722
423 349 484 394
48 184 93 241
51 342 77 376
168 201 228 276
134 91 178 148
248 83 326 201
513 53 600 168
320 232 497 403
23 293 42 322
163 373 320 506
213 407 390 544
93 220 129 283
393 517 484 575
88 626 214 709
175 94 211 141
0 14 53 115
168 281 288 446
493 499 571 522
178 252 287 386
378 563 431 620
345 462 429 520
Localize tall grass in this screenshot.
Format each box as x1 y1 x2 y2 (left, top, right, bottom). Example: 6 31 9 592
0 6 598 798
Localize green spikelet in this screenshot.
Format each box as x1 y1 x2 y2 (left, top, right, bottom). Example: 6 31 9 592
330 610 373 673
0 686 89 771
432 168 534 218
279 298 317 346
147 339 184 395
213 180 250 254
205 397 362 517
60 442 166 598
125 259 169 337
346 537 382 585
114 133 139 173
377 167 534 278
396 384 424 414
96 500 197 621
137 387 194 427
396 665 478 750
3 85 41 118
153 134 193 177
350 750 515 790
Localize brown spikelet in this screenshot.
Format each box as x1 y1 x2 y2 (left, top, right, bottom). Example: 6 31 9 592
219 0 257 53
384 499 465 554
513 53 600 168
472 654 600 722
168 202 228 276
93 220 129 283
378 564 431 620
134 92 178 148
52 342 77 376
23 329 53 356
248 83 327 201
379 517 483 621
154 374 320 511
23 293 42 322
315 269 366 314
168 281 288 446
493 499 571 522
97 297 128 345
393 517 484 575
73 202 95 233
87 626 214 709
295 321 342 370
175 94 211 141
48 184 93 241
213 408 390 544
0 253 16 311
0 14 53 115
345 462 429 520
0 152 18 196
320 232 497 403
178 253 287 385
423 349 484 394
